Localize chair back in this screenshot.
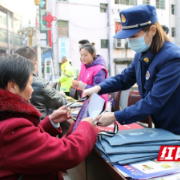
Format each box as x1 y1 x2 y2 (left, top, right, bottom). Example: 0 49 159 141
109 91 121 112
127 90 152 128
69 87 78 100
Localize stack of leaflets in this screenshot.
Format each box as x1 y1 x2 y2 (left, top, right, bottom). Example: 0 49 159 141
71 107 82 117
66 95 77 103
69 102 83 108
114 159 180 179
95 128 180 165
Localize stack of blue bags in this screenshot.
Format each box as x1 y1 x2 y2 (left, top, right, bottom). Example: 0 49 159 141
95 128 180 165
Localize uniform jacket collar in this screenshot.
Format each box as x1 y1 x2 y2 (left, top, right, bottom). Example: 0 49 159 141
0 88 41 124
137 50 156 98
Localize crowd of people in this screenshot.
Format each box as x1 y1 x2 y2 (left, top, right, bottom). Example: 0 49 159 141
0 4 180 180
0 54 96 180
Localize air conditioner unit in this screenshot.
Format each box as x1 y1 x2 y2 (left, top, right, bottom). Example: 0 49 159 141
114 39 129 49
114 39 123 49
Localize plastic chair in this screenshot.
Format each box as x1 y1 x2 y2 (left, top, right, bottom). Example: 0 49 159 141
109 91 121 112
127 90 152 128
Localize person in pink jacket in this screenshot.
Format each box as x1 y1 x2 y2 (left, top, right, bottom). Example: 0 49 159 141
0 54 96 180
72 43 108 103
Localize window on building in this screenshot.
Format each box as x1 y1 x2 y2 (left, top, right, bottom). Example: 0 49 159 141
129 0 137 5
143 0 150 4
58 20 68 37
14 18 21 33
156 0 165 10
0 11 7 27
171 4 175 15
171 27 175 37
116 39 121 47
121 0 126 4
101 39 108 48
14 34 22 46
0 28 8 43
114 0 137 5
100 3 107 13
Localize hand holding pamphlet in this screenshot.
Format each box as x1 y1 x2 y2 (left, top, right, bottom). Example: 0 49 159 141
72 93 105 132
87 93 105 122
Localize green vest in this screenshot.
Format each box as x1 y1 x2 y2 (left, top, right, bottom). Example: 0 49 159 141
58 61 73 92
72 66 78 79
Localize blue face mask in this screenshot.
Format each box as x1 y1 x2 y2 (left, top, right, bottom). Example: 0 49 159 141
128 31 151 53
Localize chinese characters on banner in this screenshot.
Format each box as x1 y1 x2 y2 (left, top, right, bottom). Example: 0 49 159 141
58 38 69 62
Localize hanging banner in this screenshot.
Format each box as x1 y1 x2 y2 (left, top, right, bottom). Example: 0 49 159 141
40 10 48 32
58 38 69 62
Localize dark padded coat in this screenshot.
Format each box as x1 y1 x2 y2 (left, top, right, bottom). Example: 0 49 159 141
31 74 67 120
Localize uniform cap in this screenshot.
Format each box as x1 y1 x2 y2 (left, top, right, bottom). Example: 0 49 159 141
114 5 158 39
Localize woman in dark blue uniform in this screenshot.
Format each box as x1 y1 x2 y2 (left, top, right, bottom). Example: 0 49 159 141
83 4 180 134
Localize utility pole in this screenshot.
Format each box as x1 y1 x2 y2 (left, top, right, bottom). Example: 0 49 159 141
34 0 42 77
107 0 112 76
101 3 111 76
106 3 111 76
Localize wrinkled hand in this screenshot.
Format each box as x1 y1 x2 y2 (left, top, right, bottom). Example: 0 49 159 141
49 106 73 125
83 85 101 97
95 112 116 126
72 80 79 89
81 117 96 128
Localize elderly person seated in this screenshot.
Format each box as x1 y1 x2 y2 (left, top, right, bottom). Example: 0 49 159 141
0 54 96 180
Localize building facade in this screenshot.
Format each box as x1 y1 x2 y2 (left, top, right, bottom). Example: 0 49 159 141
50 0 176 76
0 5 22 55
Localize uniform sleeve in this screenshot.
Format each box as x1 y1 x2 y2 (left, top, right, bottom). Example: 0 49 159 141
85 69 106 89
114 59 180 125
1 119 96 175
99 61 137 94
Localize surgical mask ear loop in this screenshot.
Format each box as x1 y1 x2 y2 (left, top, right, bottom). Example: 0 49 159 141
143 31 152 46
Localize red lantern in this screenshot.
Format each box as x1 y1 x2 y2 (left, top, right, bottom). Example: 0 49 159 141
42 12 57 47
